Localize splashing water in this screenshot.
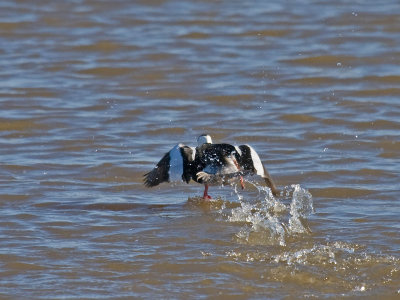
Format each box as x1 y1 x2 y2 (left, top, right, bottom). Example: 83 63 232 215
226 183 314 246
288 184 314 234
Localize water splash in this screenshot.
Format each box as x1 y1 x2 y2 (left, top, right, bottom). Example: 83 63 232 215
224 240 400 295
288 184 314 234
226 183 313 246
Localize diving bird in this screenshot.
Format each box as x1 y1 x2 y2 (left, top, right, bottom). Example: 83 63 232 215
144 134 278 199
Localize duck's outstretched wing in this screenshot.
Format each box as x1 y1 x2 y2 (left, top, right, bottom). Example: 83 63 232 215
237 144 279 196
144 143 196 187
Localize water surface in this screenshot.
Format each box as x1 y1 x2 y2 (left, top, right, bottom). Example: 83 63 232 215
1 0 400 298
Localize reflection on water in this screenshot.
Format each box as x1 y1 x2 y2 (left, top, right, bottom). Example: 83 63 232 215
1 0 400 298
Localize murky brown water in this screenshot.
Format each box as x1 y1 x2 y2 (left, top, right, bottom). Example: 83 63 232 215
1 0 400 298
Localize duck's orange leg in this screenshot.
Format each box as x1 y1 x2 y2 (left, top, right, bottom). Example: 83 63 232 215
203 184 212 199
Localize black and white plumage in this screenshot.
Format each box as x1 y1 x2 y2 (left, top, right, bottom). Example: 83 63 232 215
144 134 278 198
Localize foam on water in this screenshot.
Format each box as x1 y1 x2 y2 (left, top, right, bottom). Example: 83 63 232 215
225 183 314 246
217 185 400 295
224 239 400 295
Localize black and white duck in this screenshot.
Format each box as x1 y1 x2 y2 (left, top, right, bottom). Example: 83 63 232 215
144 134 278 199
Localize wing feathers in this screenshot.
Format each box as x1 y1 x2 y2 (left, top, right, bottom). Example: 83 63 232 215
180 146 196 183
168 144 184 182
143 152 170 187
238 145 279 196
143 144 195 187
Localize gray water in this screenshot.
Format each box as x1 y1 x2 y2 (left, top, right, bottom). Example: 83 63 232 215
1 0 400 298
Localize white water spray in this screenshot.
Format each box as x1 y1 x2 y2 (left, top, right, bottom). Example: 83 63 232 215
226 182 314 246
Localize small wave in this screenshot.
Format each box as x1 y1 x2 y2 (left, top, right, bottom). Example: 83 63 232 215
225 183 314 246
224 240 400 295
